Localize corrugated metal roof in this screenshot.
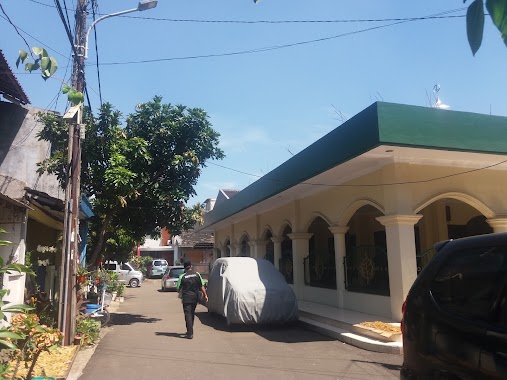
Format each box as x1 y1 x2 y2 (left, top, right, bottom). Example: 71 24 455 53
203 102 507 229
0 49 30 105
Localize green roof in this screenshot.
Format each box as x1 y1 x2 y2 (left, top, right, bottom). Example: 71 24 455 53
204 102 507 228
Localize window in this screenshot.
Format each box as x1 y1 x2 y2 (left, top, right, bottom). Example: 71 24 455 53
169 268 185 278
106 264 117 271
431 245 507 324
121 263 132 271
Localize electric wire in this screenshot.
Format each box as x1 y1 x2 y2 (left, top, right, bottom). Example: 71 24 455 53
91 0 103 106
97 8 466 66
0 14 69 59
62 0 73 33
208 158 507 188
26 0 467 25
0 4 34 55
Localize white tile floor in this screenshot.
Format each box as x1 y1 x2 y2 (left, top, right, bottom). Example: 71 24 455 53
298 300 399 325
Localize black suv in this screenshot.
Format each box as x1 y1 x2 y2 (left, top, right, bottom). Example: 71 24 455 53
401 233 507 380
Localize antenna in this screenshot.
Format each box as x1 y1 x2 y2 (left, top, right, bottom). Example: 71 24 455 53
431 84 450 110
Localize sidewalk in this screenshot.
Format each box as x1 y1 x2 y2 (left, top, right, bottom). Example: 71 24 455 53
298 300 402 354
66 299 121 380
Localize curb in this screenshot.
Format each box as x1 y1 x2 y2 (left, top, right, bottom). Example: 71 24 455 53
298 317 403 354
66 300 120 379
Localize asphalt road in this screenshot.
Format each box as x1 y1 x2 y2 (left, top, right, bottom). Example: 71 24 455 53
78 279 402 380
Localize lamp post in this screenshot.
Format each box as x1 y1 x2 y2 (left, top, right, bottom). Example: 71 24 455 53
59 0 158 345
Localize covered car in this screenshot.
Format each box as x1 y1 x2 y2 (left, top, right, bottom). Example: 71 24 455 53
207 257 298 324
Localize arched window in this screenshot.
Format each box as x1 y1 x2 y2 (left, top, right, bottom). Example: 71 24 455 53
239 235 250 257
306 217 336 289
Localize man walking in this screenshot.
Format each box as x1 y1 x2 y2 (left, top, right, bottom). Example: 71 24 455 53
176 261 208 339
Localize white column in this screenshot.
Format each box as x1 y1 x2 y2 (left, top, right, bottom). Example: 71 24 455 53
247 241 256 258
271 237 283 270
288 233 313 300
250 240 267 260
487 217 507 233
329 226 349 308
376 214 422 321
230 242 239 257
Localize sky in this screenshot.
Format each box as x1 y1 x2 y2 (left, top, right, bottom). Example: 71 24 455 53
2 0 507 206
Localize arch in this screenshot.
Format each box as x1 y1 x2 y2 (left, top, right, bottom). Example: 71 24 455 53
304 212 333 232
239 231 251 243
338 199 385 226
277 220 293 237
222 237 231 247
414 192 495 218
261 226 274 240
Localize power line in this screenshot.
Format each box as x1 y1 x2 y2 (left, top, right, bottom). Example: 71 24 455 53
97 8 465 66
0 4 34 56
0 14 69 59
91 0 103 106
53 0 78 58
62 0 73 33
208 158 507 188
122 13 466 24
26 0 466 25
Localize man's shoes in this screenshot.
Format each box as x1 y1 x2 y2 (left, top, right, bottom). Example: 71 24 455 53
186 334 193 339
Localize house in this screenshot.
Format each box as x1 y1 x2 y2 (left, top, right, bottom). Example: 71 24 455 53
0 49 93 314
202 101 507 322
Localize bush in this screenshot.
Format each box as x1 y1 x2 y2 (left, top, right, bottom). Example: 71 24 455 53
75 317 100 345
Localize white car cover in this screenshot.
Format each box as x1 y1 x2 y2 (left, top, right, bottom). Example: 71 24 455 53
207 257 299 324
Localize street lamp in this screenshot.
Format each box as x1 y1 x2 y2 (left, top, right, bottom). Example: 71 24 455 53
59 0 158 346
84 1 158 58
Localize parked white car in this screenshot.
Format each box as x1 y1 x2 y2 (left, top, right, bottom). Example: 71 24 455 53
147 259 168 278
207 257 298 324
105 261 143 288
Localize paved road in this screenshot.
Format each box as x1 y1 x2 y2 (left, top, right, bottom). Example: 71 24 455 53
78 279 402 380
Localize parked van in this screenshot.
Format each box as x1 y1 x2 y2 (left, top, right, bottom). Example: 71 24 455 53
401 233 507 380
104 261 143 288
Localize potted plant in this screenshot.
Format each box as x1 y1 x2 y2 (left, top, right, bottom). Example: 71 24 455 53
75 316 100 346
117 283 125 303
76 266 89 286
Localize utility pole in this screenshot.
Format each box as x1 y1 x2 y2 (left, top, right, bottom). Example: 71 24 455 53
58 0 158 346
58 0 86 346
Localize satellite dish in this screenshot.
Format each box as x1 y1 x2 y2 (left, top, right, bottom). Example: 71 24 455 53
431 84 450 110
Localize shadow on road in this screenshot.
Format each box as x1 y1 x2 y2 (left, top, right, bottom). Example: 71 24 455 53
110 313 161 326
352 359 402 371
155 332 187 339
195 311 336 343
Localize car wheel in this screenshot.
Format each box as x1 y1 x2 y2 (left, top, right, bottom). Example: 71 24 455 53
129 278 139 288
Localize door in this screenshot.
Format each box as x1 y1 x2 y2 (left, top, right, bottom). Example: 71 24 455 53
480 274 507 378
118 263 130 283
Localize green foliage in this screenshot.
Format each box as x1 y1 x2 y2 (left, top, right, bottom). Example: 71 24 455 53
465 0 507 55
129 256 153 277
16 47 57 81
37 97 224 265
75 317 100 345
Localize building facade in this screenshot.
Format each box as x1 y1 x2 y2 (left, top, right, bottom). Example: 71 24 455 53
202 102 507 321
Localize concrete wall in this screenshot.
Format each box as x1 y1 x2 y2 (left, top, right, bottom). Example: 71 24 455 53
0 101 63 200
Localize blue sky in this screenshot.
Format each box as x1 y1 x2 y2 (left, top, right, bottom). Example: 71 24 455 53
2 0 507 205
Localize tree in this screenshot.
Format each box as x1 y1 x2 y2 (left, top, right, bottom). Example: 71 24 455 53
37 97 224 266
465 0 507 55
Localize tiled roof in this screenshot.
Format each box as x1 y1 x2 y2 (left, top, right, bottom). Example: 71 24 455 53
179 229 214 248
0 49 30 105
